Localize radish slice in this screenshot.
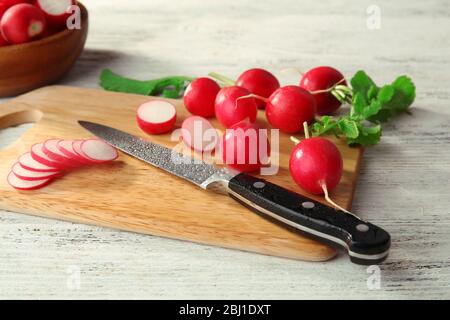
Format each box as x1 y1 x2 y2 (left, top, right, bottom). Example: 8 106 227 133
72 139 90 160
136 100 177 135
181 116 219 153
58 140 91 164
43 139 82 167
18 152 60 173
79 139 118 162
7 171 53 191
31 143 67 169
12 162 61 181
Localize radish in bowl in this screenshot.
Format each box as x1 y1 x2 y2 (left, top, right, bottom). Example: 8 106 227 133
33 0 77 29
0 33 8 46
0 3 47 44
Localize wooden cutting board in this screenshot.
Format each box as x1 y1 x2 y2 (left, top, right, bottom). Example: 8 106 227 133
0 86 363 262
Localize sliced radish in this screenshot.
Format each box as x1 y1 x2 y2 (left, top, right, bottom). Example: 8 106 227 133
43 139 82 167
34 0 76 30
181 116 219 153
12 162 61 181
7 171 53 190
72 139 94 163
58 139 92 164
79 139 118 163
31 143 67 169
18 152 60 173
136 100 177 135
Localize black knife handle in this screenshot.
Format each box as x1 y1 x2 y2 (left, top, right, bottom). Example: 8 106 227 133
228 173 390 265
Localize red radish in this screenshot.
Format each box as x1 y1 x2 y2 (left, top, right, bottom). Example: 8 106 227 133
183 77 220 118
299 66 346 115
236 68 280 109
265 86 316 133
0 2 7 21
289 122 348 212
0 0 32 15
215 86 258 128
0 33 8 46
0 1 31 46
1 1 32 7
181 116 218 153
58 139 91 164
43 139 82 167
79 139 118 163
33 0 76 30
12 162 61 181
31 143 66 169
7 171 52 190
18 152 59 172
220 121 270 173
0 3 47 44
136 100 177 135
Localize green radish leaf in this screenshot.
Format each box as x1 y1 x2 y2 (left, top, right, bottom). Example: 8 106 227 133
100 69 194 97
347 124 382 146
367 76 416 123
377 85 395 103
313 71 415 146
362 99 382 119
311 116 337 136
351 92 366 117
100 69 157 95
367 85 379 101
350 70 377 104
162 89 180 99
338 119 359 139
385 75 416 115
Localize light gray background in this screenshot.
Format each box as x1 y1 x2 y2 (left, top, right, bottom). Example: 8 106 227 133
0 0 449 299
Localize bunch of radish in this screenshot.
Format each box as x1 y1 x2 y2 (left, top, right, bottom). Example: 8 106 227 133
135 66 348 178
7 138 118 190
0 0 76 46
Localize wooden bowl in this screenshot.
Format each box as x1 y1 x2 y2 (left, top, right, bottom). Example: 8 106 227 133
0 3 88 97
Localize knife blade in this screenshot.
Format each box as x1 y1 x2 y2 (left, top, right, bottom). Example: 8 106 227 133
79 120 391 265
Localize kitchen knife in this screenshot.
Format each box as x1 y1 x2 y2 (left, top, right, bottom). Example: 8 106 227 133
79 121 390 265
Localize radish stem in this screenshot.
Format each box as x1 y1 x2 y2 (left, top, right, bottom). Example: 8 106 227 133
208 72 236 87
290 136 301 145
235 93 268 109
303 121 310 139
310 78 346 95
321 183 359 217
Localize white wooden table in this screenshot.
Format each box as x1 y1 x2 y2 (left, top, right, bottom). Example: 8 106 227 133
1 0 449 299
